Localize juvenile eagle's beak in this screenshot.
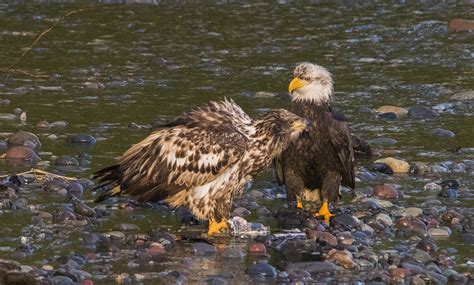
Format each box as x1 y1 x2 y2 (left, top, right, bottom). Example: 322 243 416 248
288 77 310 94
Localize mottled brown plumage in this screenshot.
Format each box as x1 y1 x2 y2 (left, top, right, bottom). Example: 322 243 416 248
275 63 355 222
94 99 307 234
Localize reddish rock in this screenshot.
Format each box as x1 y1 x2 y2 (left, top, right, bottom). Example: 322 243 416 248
373 184 399 200
448 19 474 31
146 243 166 255
395 216 427 231
248 243 266 255
36 120 50 129
389 267 411 279
327 249 358 270
305 230 338 246
5 146 40 161
82 280 94 285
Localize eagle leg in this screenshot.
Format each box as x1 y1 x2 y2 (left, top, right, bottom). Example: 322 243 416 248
208 218 228 235
296 197 303 209
314 200 334 223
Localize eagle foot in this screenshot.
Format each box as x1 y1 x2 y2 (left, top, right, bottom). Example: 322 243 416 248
208 218 228 236
314 201 335 224
296 198 303 209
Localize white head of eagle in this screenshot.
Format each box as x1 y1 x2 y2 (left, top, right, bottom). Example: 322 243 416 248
288 62 333 105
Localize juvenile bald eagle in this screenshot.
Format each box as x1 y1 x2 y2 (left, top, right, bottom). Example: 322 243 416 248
94 99 307 235
274 63 355 223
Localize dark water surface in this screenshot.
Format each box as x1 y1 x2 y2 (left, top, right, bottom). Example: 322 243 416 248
0 1 473 284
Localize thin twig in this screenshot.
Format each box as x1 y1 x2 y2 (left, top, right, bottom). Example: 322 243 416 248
0 7 101 78
0 168 78 182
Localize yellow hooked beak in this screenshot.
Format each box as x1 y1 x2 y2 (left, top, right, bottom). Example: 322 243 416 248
288 77 310 94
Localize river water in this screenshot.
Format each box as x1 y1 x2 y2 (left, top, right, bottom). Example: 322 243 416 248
0 1 473 284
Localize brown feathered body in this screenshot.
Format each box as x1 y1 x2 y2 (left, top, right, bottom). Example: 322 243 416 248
276 101 355 203
275 63 355 207
94 99 306 221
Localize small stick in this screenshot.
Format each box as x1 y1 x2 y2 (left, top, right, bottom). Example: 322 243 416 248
1 6 111 78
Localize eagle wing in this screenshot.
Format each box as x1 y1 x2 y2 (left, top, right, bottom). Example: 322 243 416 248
328 118 355 189
95 99 252 203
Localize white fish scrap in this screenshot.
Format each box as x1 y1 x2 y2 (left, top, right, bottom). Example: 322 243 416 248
228 216 269 237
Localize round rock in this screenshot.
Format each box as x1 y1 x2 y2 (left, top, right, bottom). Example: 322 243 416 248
375 157 409 173
247 262 277 278
407 106 439 119
431 128 455 138
5 146 40 162
7 131 41 149
68 134 96 144
375 105 408 116
373 184 399 200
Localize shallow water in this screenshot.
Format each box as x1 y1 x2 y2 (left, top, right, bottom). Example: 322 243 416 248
0 1 473 284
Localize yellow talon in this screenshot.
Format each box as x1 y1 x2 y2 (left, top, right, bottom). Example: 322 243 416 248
314 201 335 223
207 218 228 235
296 197 303 209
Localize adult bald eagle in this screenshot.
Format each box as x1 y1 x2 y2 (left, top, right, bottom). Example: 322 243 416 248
274 63 355 223
94 99 308 235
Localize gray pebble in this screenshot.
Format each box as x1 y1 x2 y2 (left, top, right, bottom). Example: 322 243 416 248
408 106 439 119
431 128 455 138
192 243 216 256
246 261 277 278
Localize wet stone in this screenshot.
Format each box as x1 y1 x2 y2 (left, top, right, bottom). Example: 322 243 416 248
375 105 408 116
431 128 455 138
102 231 125 239
379 112 399 121
0 113 16 121
246 261 277 278
410 162 429 175
232 207 251 217
327 249 359 270
395 216 427 231
331 213 359 230
416 239 437 252
50 275 75 285
55 155 79 166
67 182 84 199
448 19 474 31
68 134 96 144
286 261 339 274
407 106 439 119
36 120 50 129
221 247 244 259
369 162 393 175
429 228 451 237
373 184 399 200
376 213 393 226
306 230 338 246
7 131 41 149
192 242 216 256
50 121 68 128
413 250 434 265
367 138 398 145
438 188 458 199
423 183 442 191
388 267 411 279
44 179 69 193
146 243 166 255
5 146 40 162
114 223 140 231
74 201 96 217
249 243 267 255
440 179 460 189
375 157 409 173
406 207 423 217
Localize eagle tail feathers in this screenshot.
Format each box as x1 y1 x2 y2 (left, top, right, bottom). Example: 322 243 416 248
93 165 123 203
